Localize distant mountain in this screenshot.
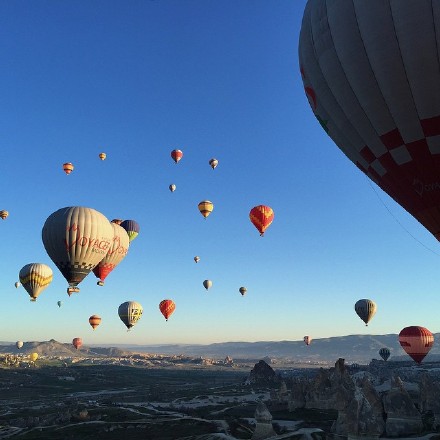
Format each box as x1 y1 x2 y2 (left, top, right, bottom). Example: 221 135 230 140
2 334 439 363
113 333 440 363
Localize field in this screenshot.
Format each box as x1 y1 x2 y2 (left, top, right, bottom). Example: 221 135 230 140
0 364 335 439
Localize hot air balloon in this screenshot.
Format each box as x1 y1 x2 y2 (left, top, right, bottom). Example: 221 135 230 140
194 256 200 263
354 299 377 326
14 281 21 288
57 300 62 308
169 184 176 192
159 299 176 321
0 210 9 220
209 158 218 170
299 2 440 241
118 301 143 330
171 149 183 164
198 201 214 219
99 152 106 161
19 263 53 301
72 338 83 350
16 341 23 349
111 219 123 225
304 336 312 346
239 287 247 296
249 205 274 236
92 222 129 286
399 326 434 364
203 280 212 290
42 206 114 296
89 315 101 330
379 347 390 361
120 219 140 242
63 162 74 174
30 353 38 362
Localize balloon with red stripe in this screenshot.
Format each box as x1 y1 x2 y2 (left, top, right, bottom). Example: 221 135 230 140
159 299 176 321
249 205 274 236
399 326 434 364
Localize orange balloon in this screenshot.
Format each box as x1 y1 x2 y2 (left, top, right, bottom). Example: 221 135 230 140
89 315 101 330
63 162 74 174
72 337 83 350
249 205 274 236
399 326 434 364
159 299 176 321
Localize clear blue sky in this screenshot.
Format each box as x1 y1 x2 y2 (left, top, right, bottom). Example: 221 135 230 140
1 0 439 346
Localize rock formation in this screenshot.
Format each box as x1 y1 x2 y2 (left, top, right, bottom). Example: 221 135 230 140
251 401 276 440
247 360 279 385
420 372 440 430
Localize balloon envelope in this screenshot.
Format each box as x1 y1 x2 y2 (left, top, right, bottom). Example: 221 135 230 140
354 299 377 326
203 280 212 290
198 201 214 218
42 206 114 294
194 256 200 263
63 163 74 174
299 1 440 240
239 287 247 296
16 341 23 349
171 149 183 164
120 219 140 242
159 299 176 321
249 205 274 236
118 301 143 329
30 353 38 362
19 263 53 301
0 210 9 220
72 338 83 350
169 184 176 192
399 326 434 364
99 152 106 160
57 301 62 308
304 336 312 346
89 315 101 330
14 281 21 288
209 158 218 169
92 222 129 285
379 347 390 361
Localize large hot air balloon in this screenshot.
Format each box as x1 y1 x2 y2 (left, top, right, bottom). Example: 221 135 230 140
203 280 212 290
30 353 38 362
63 163 74 174
120 219 140 242
299 2 440 241
16 341 23 349
99 152 106 161
89 315 101 330
209 158 218 170
399 326 434 364
194 256 200 263
379 347 390 361
169 184 176 192
57 300 62 308
239 287 247 296
0 210 9 220
72 338 83 350
159 299 176 321
42 207 114 296
118 301 143 330
249 205 274 236
304 336 312 346
19 263 53 301
171 149 183 164
198 201 214 219
354 299 377 326
92 222 129 286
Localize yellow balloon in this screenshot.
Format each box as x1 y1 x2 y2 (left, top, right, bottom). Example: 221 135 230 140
30 353 38 362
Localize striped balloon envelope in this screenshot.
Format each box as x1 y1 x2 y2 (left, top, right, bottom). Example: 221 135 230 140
19 263 53 301
198 201 214 219
159 299 176 321
42 206 114 295
249 205 274 236
89 315 102 330
299 1 440 241
120 219 140 242
62 162 74 174
399 326 434 364
354 299 377 326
